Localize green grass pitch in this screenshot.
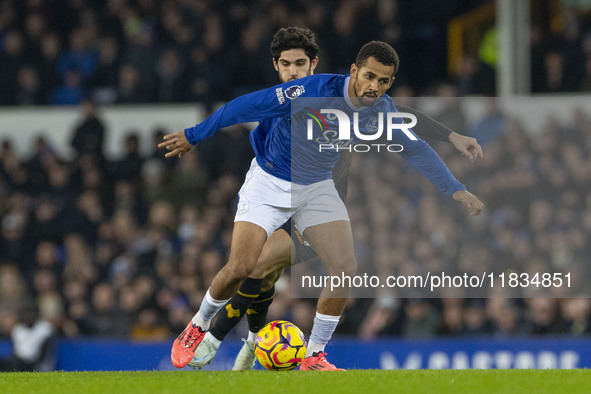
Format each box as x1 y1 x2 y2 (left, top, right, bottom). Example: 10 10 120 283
1 370 589 394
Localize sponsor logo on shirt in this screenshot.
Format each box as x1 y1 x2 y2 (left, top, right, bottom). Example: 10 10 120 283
284 85 305 100
275 87 285 104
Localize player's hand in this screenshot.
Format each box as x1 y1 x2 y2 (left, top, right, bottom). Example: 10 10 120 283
452 189 484 216
448 132 483 163
158 130 193 158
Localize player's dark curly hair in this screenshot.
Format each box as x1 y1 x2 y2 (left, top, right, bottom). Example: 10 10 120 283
270 27 319 61
355 41 400 75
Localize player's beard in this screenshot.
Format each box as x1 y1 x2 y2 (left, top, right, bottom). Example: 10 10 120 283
279 65 313 83
352 74 377 107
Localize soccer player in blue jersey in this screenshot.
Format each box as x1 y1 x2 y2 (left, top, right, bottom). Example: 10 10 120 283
161 38 484 370
188 28 483 371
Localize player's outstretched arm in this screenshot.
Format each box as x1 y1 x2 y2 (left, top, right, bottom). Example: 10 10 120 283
448 132 483 163
158 130 193 158
452 189 484 216
397 105 483 163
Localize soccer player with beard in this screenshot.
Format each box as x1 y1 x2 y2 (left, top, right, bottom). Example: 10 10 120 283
188 27 483 371
161 33 484 371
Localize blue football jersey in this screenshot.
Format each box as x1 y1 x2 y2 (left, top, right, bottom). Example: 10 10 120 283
184 74 465 196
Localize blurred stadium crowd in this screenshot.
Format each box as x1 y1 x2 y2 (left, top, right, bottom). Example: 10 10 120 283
1 0 591 371
1 95 591 346
2 0 591 106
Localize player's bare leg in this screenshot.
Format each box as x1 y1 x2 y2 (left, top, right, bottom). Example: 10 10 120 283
191 229 292 369
171 221 267 368
209 221 269 299
230 230 291 370
299 220 355 371
255 229 293 289
304 220 357 310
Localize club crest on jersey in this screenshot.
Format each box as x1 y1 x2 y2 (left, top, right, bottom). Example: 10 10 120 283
366 117 379 132
284 85 305 100
237 201 249 214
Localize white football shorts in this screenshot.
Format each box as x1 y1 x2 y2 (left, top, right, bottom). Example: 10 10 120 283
235 159 349 238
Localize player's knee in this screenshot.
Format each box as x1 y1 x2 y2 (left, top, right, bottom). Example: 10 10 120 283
330 256 357 277
255 251 288 278
261 276 276 292
343 257 358 277
261 267 283 291
256 247 275 270
226 259 256 282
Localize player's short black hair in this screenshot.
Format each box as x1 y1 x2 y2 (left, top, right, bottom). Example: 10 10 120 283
270 27 319 62
355 41 399 75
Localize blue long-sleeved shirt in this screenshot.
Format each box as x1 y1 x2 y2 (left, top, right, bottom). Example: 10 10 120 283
184 74 465 196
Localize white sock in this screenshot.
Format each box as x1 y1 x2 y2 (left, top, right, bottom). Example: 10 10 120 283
306 312 340 357
203 332 221 349
247 330 257 343
192 289 230 330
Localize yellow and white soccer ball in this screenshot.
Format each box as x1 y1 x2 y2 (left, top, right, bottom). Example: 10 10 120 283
254 320 307 370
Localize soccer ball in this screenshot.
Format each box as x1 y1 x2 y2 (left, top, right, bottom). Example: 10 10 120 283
254 320 307 370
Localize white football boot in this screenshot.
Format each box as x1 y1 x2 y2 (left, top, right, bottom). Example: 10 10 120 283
189 337 218 369
232 338 256 371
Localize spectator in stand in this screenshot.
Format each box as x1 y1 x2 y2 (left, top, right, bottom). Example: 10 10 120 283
558 8 584 91
401 299 440 339
439 298 464 336
37 32 62 103
130 308 169 341
432 84 466 135
57 27 98 84
91 35 121 104
526 298 568 335
461 299 492 336
155 48 184 103
0 207 28 265
542 52 567 93
22 12 46 62
580 55 591 91
184 46 227 104
0 30 26 105
0 265 28 338
111 133 144 183
70 99 105 166
49 68 85 105
0 301 57 372
488 298 527 337
15 65 44 105
562 298 591 336
84 282 128 338
2 1 591 103
115 64 148 104
469 99 506 146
